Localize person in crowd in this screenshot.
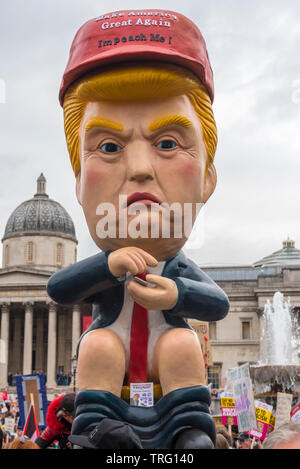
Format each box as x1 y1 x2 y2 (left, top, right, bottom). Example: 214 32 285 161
217 428 233 448
215 433 230 449
16 425 23 438
35 393 76 449
56 371 65 386
235 432 252 449
15 409 20 425
13 372 22 386
67 372 72 385
7 436 40 449
252 439 263 449
0 428 4 449
263 422 300 449
7 372 13 386
230 425 239 441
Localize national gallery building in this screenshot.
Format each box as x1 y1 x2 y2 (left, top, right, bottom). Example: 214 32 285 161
0 175 85 391
0 175 300 391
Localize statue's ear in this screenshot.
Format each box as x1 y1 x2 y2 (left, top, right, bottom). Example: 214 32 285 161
75 172 82 206
203 163 217 203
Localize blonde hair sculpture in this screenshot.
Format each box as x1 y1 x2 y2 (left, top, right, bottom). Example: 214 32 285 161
63 63 218 176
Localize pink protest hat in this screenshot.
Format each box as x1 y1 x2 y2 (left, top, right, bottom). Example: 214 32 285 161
59 9 214 105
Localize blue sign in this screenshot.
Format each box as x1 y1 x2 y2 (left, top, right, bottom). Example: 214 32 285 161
15 373 48 430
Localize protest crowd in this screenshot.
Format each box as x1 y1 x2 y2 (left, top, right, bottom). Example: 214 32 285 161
7 371 73 387
1 365 300 450
0 388 75 450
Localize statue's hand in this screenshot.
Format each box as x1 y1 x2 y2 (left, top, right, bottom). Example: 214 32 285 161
108 247 158 278
127 274 178 310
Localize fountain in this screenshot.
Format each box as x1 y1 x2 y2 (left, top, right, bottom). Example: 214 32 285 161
250 292 300 403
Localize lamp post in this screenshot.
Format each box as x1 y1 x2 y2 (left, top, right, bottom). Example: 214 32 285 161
71 355 77 392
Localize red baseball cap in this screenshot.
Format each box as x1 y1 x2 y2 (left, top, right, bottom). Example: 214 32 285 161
59 9 214 106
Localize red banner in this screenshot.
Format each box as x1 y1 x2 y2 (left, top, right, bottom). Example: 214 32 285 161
82 316 92 333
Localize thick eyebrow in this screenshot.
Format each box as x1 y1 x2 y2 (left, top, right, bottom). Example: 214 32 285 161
149 115 192 132
85 117 124 133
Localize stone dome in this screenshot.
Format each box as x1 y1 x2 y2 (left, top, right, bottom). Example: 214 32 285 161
253 237 300 268
2 174 77 242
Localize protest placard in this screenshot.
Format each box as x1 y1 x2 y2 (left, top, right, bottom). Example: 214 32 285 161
225 363 256 432
250 400 273 441
220 393 238 426
15 373 48 430
291 402 300 422
267 413 275 435
275 392 293 429
0 403 8 413
4 417 15 433
192 321 213 383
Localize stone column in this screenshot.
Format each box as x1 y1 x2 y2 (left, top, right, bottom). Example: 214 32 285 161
47 302 57 389
35 312 44 371
71 305 81 390
72 305 81 357
13 314 22 373
0 303 10 388
57 310 65 371
23 302 34 375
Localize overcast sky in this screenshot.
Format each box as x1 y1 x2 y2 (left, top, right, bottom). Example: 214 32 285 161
1 0 300 266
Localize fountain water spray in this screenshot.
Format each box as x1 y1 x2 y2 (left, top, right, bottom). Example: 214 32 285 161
250 292 300 398
259 292 300 366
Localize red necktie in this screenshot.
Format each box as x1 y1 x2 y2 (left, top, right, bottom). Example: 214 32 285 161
128 272 149 383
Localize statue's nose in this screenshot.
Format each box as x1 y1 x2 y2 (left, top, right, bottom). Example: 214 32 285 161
126 142 155 183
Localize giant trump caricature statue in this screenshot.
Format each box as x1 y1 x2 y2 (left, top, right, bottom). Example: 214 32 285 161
47 9 230 449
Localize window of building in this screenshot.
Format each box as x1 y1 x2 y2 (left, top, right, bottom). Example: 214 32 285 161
4 245 9 267
207 364 222 389
56 243 64 265
209 322 217 340
208 364 222 389
242 320 251 340
25 242 34 263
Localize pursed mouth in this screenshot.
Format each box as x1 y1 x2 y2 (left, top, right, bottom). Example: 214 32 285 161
126 192 161 207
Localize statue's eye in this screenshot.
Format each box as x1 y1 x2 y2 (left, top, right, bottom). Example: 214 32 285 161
157 140 177 150
100 142 121 153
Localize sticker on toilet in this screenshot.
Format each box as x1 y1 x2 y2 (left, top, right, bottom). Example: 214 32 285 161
130 383 154 407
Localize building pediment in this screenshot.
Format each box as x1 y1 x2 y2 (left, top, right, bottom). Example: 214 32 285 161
0 266 53 287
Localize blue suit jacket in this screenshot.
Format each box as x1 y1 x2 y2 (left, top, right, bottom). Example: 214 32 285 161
46 250 229 335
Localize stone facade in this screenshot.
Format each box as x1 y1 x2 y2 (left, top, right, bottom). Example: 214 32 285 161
201 240 300 387
2 235 77 270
